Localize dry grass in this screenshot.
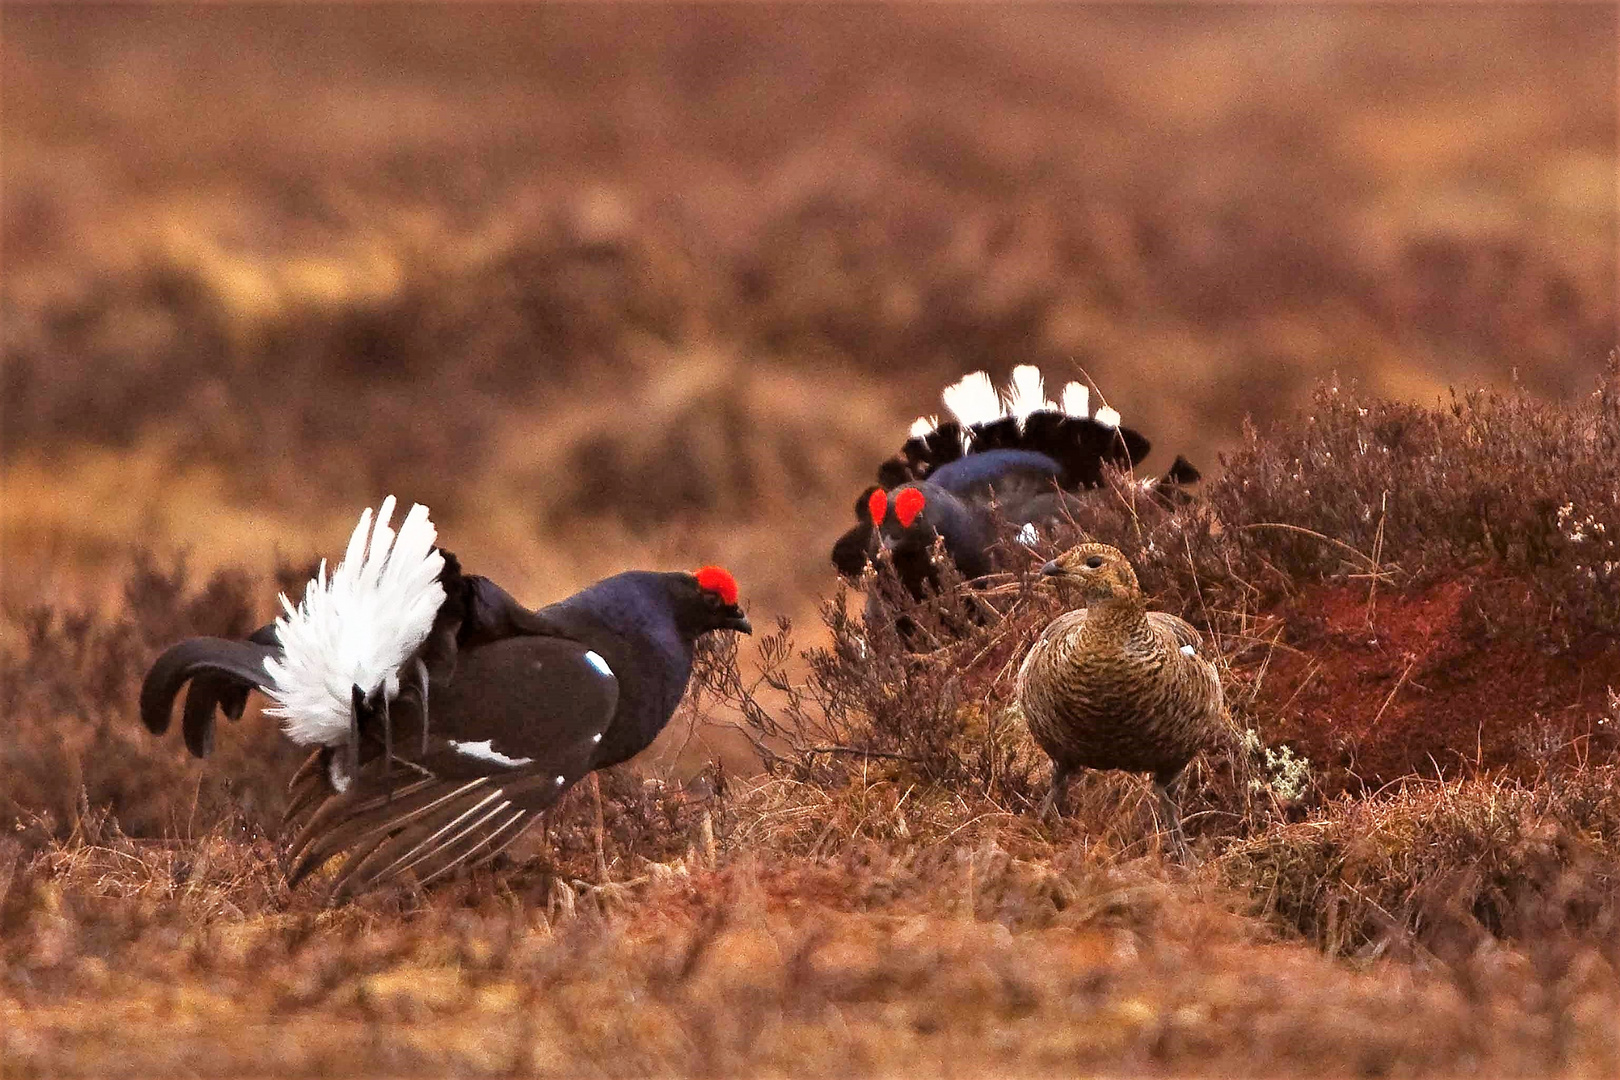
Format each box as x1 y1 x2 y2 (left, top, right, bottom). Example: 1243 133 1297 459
5 768 1620 1076
4 6 1620 1076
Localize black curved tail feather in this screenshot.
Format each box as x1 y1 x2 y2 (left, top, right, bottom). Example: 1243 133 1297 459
139 636 281 757
140 549 472 761
1164 454 1202 486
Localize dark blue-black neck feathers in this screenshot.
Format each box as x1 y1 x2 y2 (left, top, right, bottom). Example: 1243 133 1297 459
538 571 695 769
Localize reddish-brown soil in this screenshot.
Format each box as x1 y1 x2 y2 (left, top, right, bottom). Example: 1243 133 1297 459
1258 572 1620 794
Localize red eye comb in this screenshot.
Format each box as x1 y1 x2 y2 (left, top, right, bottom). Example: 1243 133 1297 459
867 489 887 526
694 566 739 606
895 488 926 528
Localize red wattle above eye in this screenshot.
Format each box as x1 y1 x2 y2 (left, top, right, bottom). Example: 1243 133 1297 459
867 489 887 526
694 566 740 606
895 488 926 528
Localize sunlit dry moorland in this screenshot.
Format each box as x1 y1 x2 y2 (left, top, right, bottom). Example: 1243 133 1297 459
3 5 1619 1076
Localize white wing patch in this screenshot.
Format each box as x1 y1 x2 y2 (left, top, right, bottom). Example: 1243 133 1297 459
909 415 938 438
449 739 535 768
585 650 613 678
264 497 446 747
1017 522 1040 548
1094 405 1122 429
1179 643 1197 657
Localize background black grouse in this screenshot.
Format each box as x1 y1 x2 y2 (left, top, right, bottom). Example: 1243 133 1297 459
833 366 1200 604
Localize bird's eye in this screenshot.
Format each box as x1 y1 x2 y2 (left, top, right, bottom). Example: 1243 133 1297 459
1085 555 1105 569
704 591 721 607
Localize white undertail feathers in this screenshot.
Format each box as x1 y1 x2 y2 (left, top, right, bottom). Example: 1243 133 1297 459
263 497 446 747
1002 364 1048 424
917 365 1121 449
940 370 1001 430
1059 381 1090 419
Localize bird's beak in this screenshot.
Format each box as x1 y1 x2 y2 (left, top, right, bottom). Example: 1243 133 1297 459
1040 560 1065 577
724 610 754 634
878 534 896 553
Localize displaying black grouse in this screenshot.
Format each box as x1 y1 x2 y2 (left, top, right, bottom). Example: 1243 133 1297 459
140 498 751 900
832 367 1199 601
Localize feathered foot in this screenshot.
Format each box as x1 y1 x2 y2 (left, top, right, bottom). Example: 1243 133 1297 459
1038 762 1075 823
1151 771 1195 866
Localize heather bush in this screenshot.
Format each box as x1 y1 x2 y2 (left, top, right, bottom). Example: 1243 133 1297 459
1194 362 1620 636
0 556 302 845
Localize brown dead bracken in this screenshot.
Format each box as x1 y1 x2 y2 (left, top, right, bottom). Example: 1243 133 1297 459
1016 542 1225 859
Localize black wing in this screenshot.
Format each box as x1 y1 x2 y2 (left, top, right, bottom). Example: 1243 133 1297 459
424 635 620 779
285 634 620 901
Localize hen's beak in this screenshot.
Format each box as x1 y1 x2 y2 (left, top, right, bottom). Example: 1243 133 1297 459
1040 560 1065 577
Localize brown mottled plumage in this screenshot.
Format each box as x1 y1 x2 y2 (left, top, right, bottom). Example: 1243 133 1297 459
1015 543 1224 859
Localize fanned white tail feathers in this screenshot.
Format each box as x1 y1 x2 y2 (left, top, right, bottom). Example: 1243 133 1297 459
909 415 939 439
264 497 446 747
917 365 1120 444
1059 381 1090 418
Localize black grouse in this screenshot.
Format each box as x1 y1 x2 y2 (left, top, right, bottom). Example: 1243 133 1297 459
832 366 1199 602
140 497 751 900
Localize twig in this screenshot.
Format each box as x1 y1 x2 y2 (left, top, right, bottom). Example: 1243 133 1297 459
1370 656 1418 728
1274 658 1323 718
804 745 921 764
1235 522 1381 572
1366 489 1389 628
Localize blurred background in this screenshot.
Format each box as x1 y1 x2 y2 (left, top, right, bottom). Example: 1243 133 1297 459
3 3 1616 624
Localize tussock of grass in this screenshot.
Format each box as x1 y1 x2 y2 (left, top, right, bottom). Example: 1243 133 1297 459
1220 769 1620 958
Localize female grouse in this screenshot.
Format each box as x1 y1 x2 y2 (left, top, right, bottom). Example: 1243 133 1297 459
1015 542 1223 859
